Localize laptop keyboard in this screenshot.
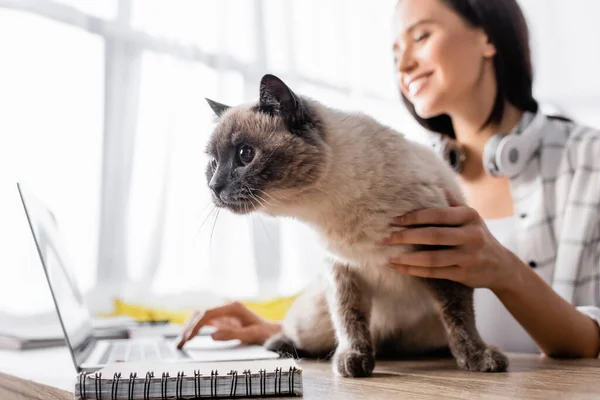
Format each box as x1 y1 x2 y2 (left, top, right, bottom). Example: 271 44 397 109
99 340 189 365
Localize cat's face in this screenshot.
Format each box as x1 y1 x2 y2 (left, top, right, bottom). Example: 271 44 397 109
204 74 329 215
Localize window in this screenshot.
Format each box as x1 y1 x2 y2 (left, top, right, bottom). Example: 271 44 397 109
0 0 432 316
0 9 103 313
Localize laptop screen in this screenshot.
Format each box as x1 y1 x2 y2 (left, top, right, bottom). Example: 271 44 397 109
17 183 95 369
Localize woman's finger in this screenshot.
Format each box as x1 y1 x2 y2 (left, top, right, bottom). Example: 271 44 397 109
211 325 267 345
389 264 462 280
208 316 243 330
389 249 467 268
384 226 470 246
178 311 203 347
392 205 477 227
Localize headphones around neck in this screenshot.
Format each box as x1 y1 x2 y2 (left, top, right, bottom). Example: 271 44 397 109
432 111 547 178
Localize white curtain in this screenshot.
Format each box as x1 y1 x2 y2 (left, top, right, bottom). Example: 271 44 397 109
0 7 104 315
2 0 600 317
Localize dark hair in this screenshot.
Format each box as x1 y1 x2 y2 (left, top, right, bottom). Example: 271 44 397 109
400 0 538 139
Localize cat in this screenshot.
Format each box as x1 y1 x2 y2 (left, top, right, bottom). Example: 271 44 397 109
204 74 508 377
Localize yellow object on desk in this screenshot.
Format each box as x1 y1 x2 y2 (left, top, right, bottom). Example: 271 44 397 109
239 294 298 321
108 299 194 325
105 294 298 324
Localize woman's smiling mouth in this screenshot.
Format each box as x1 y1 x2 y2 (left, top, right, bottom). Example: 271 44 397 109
404 72 433 97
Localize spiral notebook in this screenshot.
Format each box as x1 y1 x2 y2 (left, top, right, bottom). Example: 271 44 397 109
74 358 303 399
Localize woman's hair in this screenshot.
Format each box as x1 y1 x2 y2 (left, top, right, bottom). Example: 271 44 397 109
400 0 539 139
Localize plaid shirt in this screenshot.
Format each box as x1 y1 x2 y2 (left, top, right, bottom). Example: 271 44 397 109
510 111 600 336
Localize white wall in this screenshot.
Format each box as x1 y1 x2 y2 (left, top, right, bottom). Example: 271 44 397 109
520 0 600 128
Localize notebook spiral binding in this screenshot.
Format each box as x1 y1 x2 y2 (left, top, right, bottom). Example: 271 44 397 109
175 372 184 399
259 369 266 396
243 369 252 396
275 367 282 395
194 369 201 398
77 365 301 399
144 372 154 400
210 370 218 398
289 366 297 393
79 372 88 400
228 370 238 397
95 372 102 400
160 372 169 400
129 373 137 400
111 373 122 400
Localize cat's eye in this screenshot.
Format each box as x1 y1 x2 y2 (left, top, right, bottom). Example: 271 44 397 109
209 158 218 169
237 144 255 166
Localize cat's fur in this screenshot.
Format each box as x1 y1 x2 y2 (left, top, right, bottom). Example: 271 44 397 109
204 74 508 377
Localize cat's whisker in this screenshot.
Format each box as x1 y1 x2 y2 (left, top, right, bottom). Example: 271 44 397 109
196 207 216 228
256 194 273 208
264 191 296 204
251 196 264 209
195 205 217 240
247 191 265 206
243 192 276 249
242 196 252 216
246 187 273 206
255 189 280 204
198 200 214 216
252 193 271 209
209 208 220 248
245 187 273 209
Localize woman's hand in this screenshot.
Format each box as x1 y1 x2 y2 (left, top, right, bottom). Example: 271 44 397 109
176 302 282 348
386 190 522 291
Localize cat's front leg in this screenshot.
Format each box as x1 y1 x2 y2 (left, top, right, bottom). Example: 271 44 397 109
425 279 509 372
328 262 375 378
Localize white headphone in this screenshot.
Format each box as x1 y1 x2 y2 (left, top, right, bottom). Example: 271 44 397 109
432 111 547 178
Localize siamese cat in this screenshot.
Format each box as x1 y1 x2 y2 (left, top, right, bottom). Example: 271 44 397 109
204 74 508 377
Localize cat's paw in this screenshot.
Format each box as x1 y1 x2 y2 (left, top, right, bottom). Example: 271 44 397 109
457 346 509 372
333 347 375 378
264 332 301 358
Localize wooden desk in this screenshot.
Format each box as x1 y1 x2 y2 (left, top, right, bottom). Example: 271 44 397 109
0 372 72 400
2 353 599 399
302 354 600 399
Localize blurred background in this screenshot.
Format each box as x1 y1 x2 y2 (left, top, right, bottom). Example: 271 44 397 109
1 0 599 321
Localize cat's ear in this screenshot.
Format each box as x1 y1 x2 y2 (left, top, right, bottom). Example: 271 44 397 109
258 74 299 115
205 98 231 118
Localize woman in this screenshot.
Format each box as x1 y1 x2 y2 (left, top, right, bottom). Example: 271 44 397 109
178 0 600 358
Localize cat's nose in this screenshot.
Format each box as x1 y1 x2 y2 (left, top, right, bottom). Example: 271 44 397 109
209 179 226 199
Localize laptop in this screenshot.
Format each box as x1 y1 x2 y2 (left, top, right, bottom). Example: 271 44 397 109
17 183 194 372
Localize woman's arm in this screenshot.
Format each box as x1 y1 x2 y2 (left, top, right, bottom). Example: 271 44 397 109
494 253 600 358
386 190 600 358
